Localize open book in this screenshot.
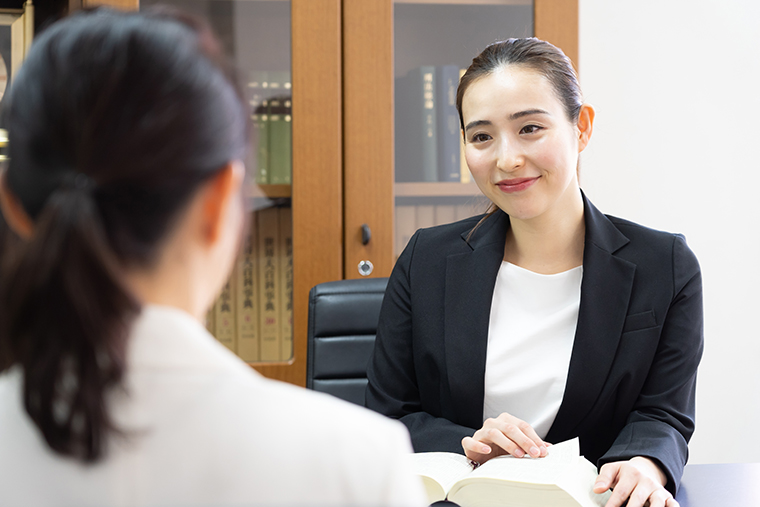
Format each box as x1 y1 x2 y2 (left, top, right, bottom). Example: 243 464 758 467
408 438 612 507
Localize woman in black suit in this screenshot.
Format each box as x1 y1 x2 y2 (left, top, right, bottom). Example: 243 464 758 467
366 38 702 507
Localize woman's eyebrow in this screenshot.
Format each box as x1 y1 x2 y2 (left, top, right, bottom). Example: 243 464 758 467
464 119 491 132
509 108 550 120
465 109 551 132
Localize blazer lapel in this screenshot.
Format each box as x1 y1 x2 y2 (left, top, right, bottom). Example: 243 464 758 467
547 195 636 442
444 211 509 429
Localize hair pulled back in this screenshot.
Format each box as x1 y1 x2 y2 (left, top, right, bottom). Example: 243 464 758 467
456 37 582 132
456 38 583 240
0 8 248 462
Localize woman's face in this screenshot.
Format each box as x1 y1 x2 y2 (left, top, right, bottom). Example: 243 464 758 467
461 65 591 224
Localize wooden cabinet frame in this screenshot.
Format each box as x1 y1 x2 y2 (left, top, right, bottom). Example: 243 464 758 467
343 0 579 282
255 0 343 385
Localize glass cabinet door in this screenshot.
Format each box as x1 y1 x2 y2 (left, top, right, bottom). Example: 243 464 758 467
393 0 533 260
140 0 343 386
141 0 295 365
343 0 577 279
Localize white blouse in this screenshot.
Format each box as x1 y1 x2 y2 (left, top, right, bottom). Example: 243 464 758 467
483 262 583 438
0 305 424 507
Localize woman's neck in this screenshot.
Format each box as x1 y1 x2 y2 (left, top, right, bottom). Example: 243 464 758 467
503 189 586 274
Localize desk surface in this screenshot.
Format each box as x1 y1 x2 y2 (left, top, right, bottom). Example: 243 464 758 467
676 463 760 507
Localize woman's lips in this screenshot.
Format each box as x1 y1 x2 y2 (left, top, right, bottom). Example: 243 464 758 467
496 177 539 193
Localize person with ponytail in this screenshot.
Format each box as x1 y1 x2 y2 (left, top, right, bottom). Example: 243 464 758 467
0 8 423 506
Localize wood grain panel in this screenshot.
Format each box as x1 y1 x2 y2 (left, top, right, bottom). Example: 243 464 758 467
342 0 394 279
82 0 138 10
253 0 343 386
535 0 578 70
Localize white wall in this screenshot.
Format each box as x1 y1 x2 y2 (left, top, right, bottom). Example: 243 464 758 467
579 0 760 464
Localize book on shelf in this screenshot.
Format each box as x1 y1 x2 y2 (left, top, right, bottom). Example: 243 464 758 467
236 221 259 362
395 203 482 259
257 206 282 362
278 206 293 361
456 203 477 222
268 96 292 185
396 65 478 183
415 204 436 230
395 205 417 259
409 438 611 507
247 70 292 186
207 205 292 363
395 65 437 182
214 277 236 353
436 64 461 182
204 307 215 335
434 204 456 226
249 70 270 185
459 67 471 184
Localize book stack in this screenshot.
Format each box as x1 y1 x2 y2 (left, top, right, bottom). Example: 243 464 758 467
248 70 292 186
395 65 470 183
207 205 294 363
394 202 483 260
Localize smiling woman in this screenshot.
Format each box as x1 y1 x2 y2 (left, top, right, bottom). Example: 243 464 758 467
366 38 703 507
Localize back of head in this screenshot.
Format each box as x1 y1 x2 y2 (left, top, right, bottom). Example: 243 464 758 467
0 8 247 462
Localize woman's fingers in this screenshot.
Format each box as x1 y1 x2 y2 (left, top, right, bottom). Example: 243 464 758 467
462 413 548 463
593 462 621 494
596 459 677 507
462 436 491 457
487 415 547 457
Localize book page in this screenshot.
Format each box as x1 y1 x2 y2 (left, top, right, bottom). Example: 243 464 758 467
557 456 612 507
465 437 580 485
407 452 476 500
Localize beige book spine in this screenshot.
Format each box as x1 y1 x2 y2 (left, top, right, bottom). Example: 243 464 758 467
415 204 435 230
204 306 215 335
459 68 471 183
257 207 281 361
214 276 236 353
394 205 417 260
236 220 259 362
434 205 456 226
279 207 293 361
456 203 475 221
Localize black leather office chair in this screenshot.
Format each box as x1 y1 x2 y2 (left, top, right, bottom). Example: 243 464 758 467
306 277 388 406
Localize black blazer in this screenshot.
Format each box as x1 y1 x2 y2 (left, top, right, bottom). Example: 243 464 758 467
366 194 703 494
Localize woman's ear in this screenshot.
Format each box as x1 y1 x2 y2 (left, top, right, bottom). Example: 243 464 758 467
0 171 34 239
576 103 595 153
200 160 245 246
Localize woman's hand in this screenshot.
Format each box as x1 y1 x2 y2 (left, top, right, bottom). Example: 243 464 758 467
594 457 678 507
461 412 549 464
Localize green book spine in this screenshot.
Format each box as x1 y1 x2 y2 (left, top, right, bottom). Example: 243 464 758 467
268 98 292 185
248 71 270 184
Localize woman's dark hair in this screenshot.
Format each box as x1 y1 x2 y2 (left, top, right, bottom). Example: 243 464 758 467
456 38 582 240
0 8 248 462
456 37 582 131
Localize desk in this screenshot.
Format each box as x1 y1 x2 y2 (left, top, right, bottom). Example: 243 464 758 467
676 463 760 506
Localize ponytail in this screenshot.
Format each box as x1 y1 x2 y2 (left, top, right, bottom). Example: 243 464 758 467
0 7 248 463
0 182 139 461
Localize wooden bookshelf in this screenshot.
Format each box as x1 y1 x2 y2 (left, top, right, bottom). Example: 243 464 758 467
395 182 480 197
247 184 292 199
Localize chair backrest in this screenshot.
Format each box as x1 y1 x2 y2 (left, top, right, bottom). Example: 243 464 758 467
306 277 388 406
